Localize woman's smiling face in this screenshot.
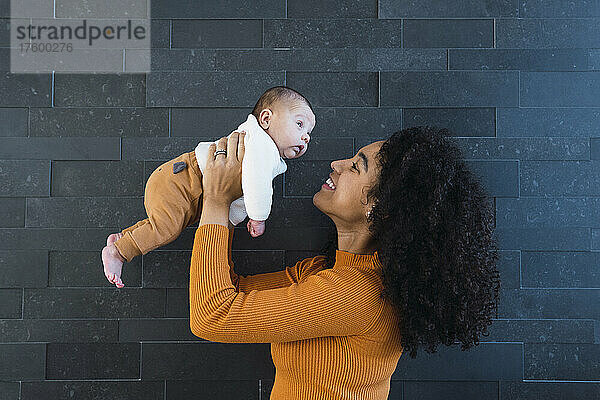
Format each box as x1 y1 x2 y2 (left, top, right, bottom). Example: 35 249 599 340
313 140 384 225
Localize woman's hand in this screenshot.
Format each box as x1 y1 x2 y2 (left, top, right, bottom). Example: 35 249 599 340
199 131 246 227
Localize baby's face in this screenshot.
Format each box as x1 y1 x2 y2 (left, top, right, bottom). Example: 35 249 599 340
261 101 316 159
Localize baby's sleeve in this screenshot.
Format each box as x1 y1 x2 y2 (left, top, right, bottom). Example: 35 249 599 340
241 131 279 221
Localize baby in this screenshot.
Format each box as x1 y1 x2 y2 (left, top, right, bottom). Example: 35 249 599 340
102 86 316 288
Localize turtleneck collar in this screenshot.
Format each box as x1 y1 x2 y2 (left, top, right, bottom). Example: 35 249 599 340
333 249 383 270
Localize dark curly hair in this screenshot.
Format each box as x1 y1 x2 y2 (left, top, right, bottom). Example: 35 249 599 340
322 126 501 359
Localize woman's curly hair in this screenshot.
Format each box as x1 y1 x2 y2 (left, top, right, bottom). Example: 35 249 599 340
322 126 501 359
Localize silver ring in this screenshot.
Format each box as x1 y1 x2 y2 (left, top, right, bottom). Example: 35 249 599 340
214 149 227 157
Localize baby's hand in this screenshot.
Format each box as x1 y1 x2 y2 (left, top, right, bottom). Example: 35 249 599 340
247 219 266 238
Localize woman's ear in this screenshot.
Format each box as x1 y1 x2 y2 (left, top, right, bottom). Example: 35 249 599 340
258 109 272 129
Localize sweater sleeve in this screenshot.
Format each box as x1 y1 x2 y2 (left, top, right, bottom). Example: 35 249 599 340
189 224 383 343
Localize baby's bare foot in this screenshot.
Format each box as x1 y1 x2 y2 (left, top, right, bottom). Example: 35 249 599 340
103 233 125 288
107 232 123 246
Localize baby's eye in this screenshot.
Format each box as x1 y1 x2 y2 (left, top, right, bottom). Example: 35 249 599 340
297 121 303 128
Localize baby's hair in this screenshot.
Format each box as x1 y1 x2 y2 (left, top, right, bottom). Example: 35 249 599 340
251 86 314 120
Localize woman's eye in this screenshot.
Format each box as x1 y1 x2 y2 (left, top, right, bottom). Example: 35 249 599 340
351 162 359 172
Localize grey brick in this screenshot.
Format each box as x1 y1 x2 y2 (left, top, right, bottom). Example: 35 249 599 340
287 72 378 107
55 0 147 18
171 108 251 137
0 137 120 160
216 49 357 72
488 319 597 344
380 0 518 18
0 289 22 318
127 48 215 72
0 18 9 46
497 108 600 137
520 0 600 17
500 381 600 400
403 381 498 400
0 250 47 288
497 250 520 290
591 49 600 70
403 19 493 48
465 160 519 198
0 2 8 17
26 197 145 228
167 380 259 400
172 19 262 48
0 228 113 250
0 382 19 400
497 198 596 229
51 161 143 197
284 160 331 197
54 74 146 107
141 343 274 379
151 19 170 48
264 19 402 48
357 48 446 71
495 227 589 251
499 288 600 319
449 49 591 71
232 227 330 251
0 47 8 72
403 108 495 137
0 72 51 107
21 381 163 400
288 0 377 18
23 288 165 318
0 344 45 380
0 108 28 137
520 161 600 196
166 287 188 317
521 72 600 107
0 160 50 197
231 250 286 275
119 318 198 341
497 18 600 48
152 0 285 18
392 343 522 380
47 343 139 379
312 107 402 138
122 137 198 160
0 198 24 227
354 136 391 151
142 251 194 288
0 319 118 342
146 72 284 107
300 138 353 161
381 71 519 107
457 137 588 161
30 107 169 137
525 343 600 380
521 251 600 288
49 250 142 288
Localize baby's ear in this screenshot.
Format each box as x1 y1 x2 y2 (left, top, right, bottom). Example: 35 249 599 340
258 108 272 128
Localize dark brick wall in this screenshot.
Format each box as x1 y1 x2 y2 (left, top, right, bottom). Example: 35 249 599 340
1 0 599 399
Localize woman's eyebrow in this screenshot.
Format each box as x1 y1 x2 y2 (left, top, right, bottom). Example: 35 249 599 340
358 152 368 172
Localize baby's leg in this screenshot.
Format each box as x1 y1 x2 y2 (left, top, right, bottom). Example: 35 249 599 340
115 152 203 262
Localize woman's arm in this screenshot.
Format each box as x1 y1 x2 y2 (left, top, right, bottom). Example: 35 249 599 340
189 132 383 343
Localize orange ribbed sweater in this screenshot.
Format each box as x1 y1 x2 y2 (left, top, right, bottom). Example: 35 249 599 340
189 224 404 400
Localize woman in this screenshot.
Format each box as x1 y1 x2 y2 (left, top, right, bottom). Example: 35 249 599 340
190 127 501 399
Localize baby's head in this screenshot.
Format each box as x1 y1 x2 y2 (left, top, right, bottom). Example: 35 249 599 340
251 86 316 159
